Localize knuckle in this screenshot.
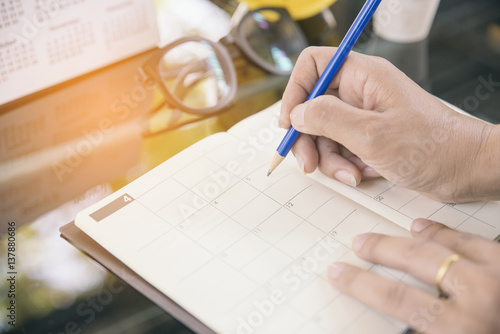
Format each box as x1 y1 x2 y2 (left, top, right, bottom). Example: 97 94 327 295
360 116 384 149
302 46 318 55
425 223 448 240
369 55 394 70
317 111 331 137
383 282 408 310
299 46 320 63
310 97 334 136
436 301 498 334
401 239 428 262
449 233 477 253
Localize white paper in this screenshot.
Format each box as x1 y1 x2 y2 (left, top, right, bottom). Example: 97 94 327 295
0 0 159 105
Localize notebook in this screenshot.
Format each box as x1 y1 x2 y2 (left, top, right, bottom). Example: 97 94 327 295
65 101 500 334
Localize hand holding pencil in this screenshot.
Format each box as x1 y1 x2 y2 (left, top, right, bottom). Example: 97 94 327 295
271 0 499 204
277 45 499 203
270 1 500 333
268 0 382 176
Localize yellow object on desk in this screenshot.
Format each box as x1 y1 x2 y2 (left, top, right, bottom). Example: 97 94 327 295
240 0 337 20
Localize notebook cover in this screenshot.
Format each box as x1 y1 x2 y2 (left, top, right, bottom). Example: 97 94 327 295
59 221 215 334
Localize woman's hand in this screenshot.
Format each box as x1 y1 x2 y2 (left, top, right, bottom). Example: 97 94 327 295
327 219 500 334
280 47 500 203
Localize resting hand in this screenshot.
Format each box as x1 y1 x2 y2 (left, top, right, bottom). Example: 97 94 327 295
327 219 500 334
280 47 500 203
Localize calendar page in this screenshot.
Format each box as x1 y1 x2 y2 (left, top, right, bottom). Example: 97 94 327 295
228 103 500 239
0 0 159 105
74 102 500 334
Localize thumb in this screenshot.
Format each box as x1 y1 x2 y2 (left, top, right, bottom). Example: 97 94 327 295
289 95 364 142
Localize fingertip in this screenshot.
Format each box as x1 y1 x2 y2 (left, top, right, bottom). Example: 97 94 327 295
328 262 347 280
278 118 289 129
322 164 362 188
334 170 358 187
278 108 291 129
316 137 362 186
411 219 434 234
295 153 305 174
304 151 319 174
303 158 319 174
361 166 381 179
290 103 306 128
293 153 318 174
291 135 319 174
352 233 372 252
327 263 364 292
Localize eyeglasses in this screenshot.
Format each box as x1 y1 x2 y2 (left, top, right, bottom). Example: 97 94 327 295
139 6 308 118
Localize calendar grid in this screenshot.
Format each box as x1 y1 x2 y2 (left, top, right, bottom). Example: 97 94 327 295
132 143 411 332
77 131 500 334
0 0 159 105
355 179 494 227
0 0 24 29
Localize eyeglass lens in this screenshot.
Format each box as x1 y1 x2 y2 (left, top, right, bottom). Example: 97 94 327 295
240 10 303 72
159 41 231 110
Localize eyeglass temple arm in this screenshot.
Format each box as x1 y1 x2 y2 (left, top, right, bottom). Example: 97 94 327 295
229 1 249 31
218 34 243 60
217 1 247 61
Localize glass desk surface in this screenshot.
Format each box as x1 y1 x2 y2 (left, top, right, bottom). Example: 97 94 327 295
1 0 499 333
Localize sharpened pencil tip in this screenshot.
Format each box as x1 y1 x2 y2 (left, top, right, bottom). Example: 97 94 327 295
268 153 285 177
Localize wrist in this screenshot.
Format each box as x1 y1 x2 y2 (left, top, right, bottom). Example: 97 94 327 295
466 123 500 201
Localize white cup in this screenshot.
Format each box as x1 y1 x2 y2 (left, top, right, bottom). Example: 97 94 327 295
373 0 441 43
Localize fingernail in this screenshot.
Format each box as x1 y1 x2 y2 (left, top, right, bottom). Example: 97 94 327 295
352 233 370 252
328 263 345 280
290 104 305 127
412 219 434 233
334 170 357 187
364 167 374 172
295 153 305 174
363 166 379 178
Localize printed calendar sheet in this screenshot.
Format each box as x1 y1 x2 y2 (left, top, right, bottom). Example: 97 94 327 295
0 0 159 105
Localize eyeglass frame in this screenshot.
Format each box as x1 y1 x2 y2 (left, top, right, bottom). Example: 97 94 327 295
225 6 308 76
139 6 308 116
140 35 238 116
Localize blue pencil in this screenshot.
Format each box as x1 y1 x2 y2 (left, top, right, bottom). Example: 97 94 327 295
268 0 382 176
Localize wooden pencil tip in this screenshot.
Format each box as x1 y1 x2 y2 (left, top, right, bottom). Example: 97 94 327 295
268 152 285 177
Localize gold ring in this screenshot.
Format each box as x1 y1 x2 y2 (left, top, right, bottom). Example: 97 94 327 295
435 253 460 297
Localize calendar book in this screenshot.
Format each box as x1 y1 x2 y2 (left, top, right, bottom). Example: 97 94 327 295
61 101 500 334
